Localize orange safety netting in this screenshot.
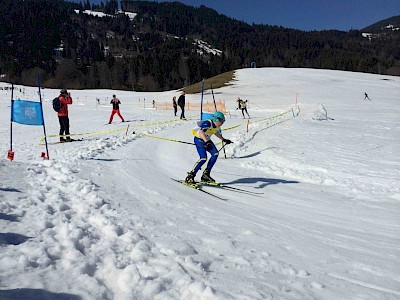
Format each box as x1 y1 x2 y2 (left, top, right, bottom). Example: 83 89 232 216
156 100 227 113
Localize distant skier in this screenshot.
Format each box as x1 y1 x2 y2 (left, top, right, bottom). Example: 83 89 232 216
236 97 250 118
185 111 232 184
152 100 156 108
364 92 371 100
172 96 178 116
178 91 186 119
109 94 125 124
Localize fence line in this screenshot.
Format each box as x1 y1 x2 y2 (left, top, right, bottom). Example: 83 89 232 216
156 100 227 113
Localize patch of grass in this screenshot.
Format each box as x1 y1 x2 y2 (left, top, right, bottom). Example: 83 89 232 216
182 70 236 94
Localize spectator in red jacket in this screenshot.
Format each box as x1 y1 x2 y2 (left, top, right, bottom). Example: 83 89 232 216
58 89 73 142
109 94 125 124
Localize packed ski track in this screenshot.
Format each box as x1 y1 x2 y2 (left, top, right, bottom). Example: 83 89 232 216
1 68 399 299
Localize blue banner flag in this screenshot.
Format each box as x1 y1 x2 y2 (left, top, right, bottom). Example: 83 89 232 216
11 100 44 126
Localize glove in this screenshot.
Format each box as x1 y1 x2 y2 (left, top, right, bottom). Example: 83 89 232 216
205 140 213 150
223 139 232 145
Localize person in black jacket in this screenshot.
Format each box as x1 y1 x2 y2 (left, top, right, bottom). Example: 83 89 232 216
172 96 178 116
177 91 186 119
109 94 125 124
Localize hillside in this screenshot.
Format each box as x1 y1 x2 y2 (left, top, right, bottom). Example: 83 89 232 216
362 15 400 32
1 68 399 299
0 0 399 91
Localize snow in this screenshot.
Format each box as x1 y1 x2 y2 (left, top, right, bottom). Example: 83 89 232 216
384 24 400 31
122 12 137 21
194 40 223 56
1 68 399 299
74 9 137 20
74 9 112 18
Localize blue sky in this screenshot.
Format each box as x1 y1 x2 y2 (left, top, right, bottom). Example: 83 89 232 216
75 0 400 31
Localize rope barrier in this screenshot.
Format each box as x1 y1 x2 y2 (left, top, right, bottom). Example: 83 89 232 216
37 116 192 144
132 108 299 147
248 109 292 124
222 107 297 132
37 106 300 147
135 118 191 127
140 133 195 145
38 126 128 144
139 133 228 147
222 124 242 131
137 116 198 127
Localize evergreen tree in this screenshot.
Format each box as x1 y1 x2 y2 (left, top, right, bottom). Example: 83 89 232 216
84 0 91 10
0 0 398 90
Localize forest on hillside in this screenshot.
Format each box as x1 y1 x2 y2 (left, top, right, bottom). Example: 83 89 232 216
0 0 399 91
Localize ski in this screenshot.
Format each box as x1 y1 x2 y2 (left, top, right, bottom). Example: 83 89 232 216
198 181 264 195
171 178 227 201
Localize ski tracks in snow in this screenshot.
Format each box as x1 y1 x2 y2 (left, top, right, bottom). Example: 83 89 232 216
1 124 236 299
3 121 321 299
229 103 400 201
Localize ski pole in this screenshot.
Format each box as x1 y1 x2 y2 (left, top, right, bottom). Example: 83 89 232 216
141 133 195 145
218 142 229 159
222 141 227 158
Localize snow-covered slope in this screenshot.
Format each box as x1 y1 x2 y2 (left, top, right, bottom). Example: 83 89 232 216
1 68 399 299
74 9 137 20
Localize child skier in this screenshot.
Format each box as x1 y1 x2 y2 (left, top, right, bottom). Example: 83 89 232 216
185 111 232 184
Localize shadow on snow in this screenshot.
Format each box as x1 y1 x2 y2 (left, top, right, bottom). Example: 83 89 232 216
0 233 31 246
234 147 278 159
224 177 299 189
0 289 81 300
0 213 19 222
0 187 22 193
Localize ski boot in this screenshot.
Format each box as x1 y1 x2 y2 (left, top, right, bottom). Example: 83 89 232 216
201 169 215 183
185 171 196 184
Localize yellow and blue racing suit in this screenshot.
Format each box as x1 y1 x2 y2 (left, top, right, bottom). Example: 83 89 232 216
191 119 220 174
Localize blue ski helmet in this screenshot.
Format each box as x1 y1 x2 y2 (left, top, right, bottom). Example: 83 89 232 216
212 111 225 122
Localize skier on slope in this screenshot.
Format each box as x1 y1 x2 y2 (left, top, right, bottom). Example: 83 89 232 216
109 94 125 124
185 111 232 184
236 97 250 119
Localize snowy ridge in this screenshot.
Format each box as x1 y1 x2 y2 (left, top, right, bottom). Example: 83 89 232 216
2 123 226 298
384 24 400 31
362 23 400 40
229 104 298 154
74 9 137 20
230 102 399 199
21 160 216 299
